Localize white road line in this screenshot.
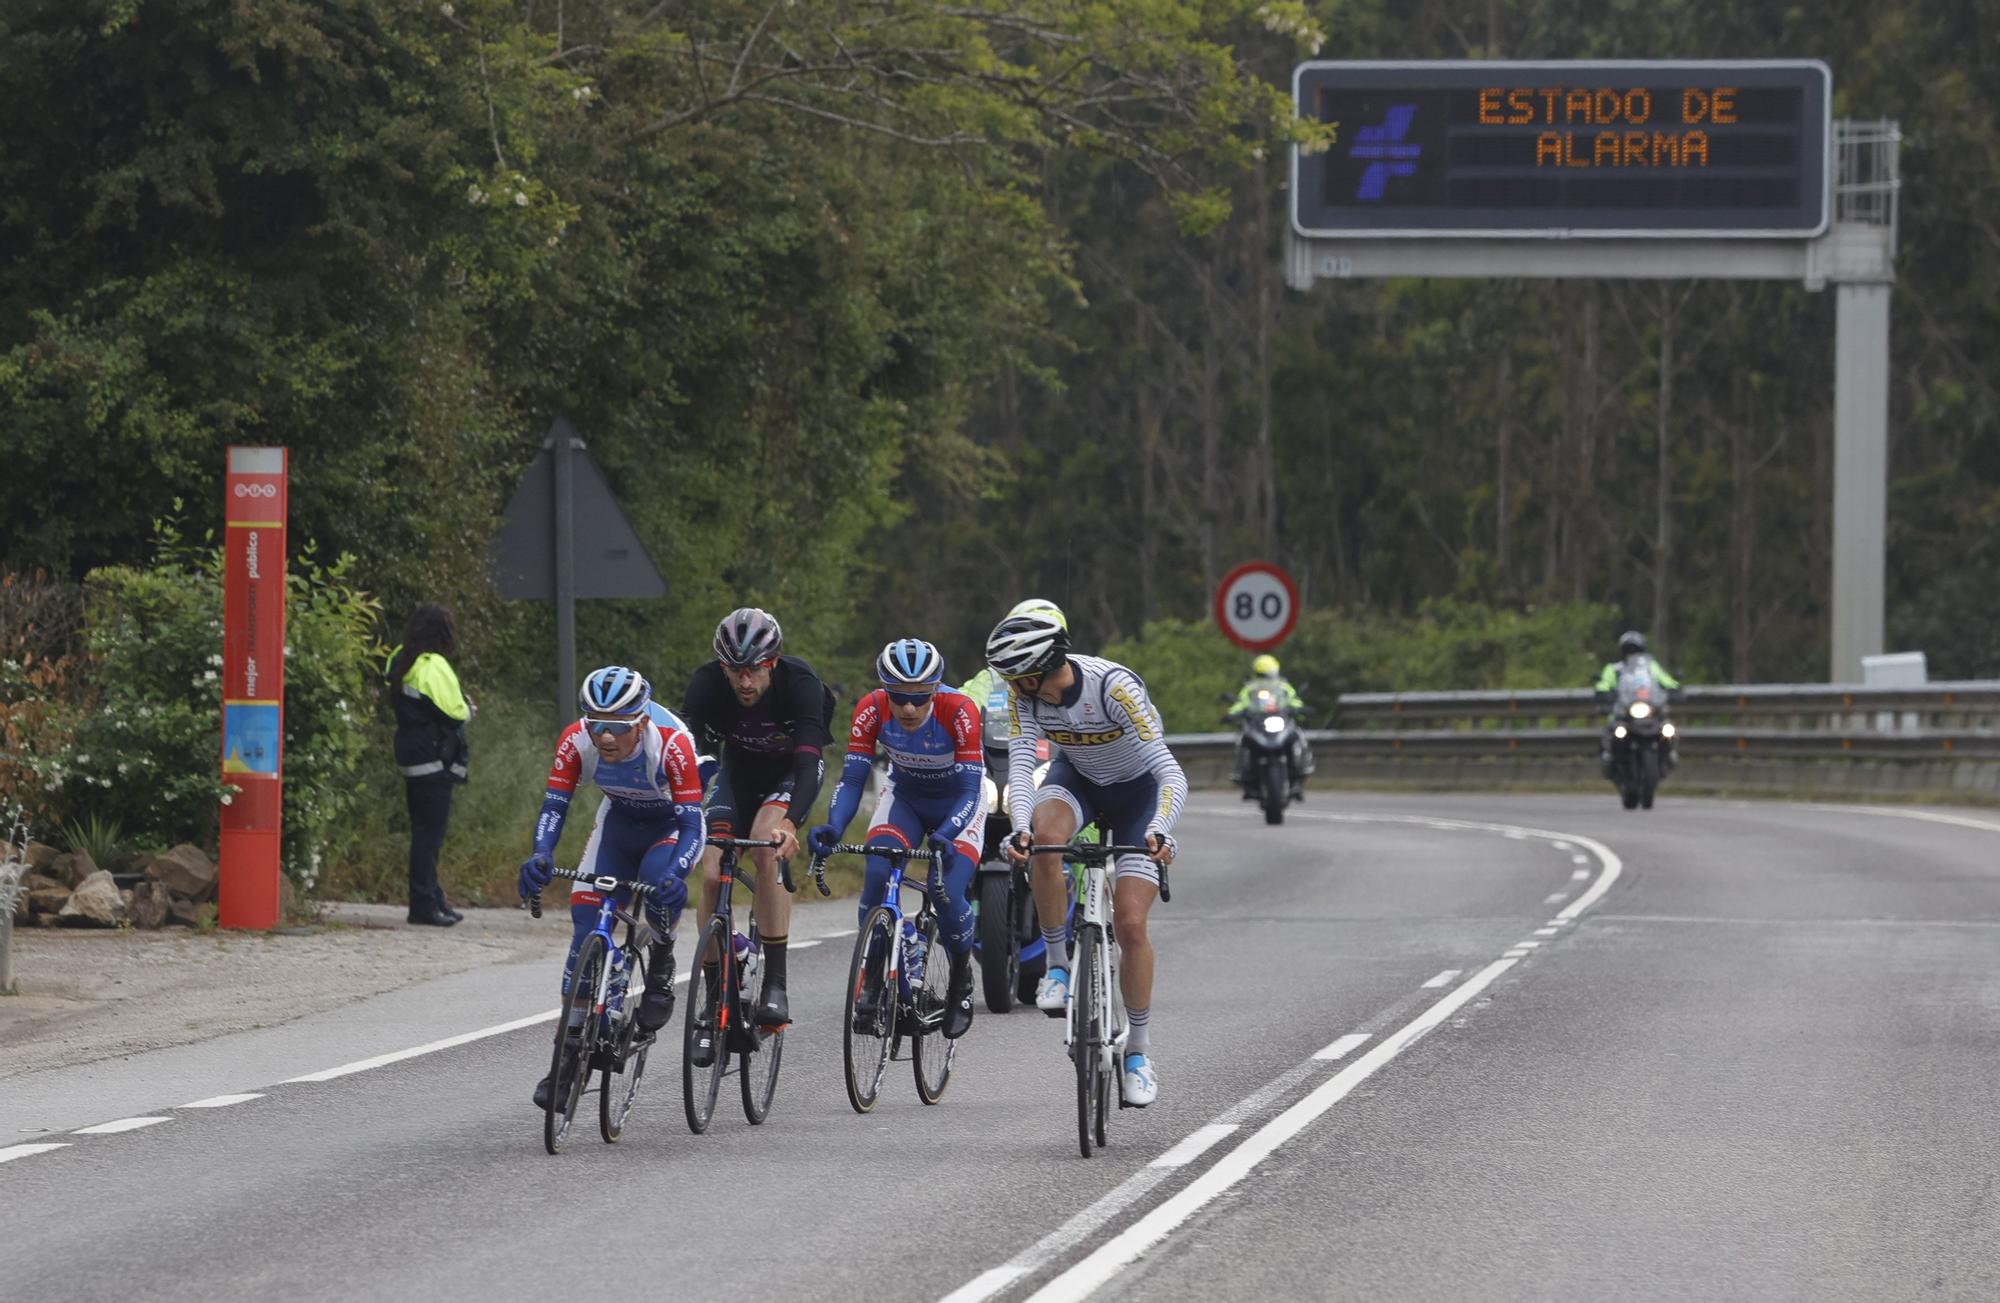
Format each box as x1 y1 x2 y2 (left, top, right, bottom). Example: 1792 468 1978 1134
73 1117 171 1135
1552 840 1575 850
283 1010 560 1083
940 1267 1030 1303
789 940 822 951
1803 804 2000 836
822 928 858 939
1150 1124 1239 1169
1571 868 1591 879
1504 949 1530 958
0 1143 71 1164
1420 969 1461 989
1515 940 1541 949
1534 927 1559 937
1543 891 1570 904
1313 1033 1371 1062
1024 958 1524 1303
179 1094 264 1109
1571 854 1590 865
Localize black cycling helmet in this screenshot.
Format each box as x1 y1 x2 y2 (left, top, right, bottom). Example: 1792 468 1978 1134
985 613 1070 679
1618 630 1648 657
714 607 784 667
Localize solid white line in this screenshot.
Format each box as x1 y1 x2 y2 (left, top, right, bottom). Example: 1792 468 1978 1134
179 1094 264 1109
1025 958 1522 1303
1420 969 1460 989
283 1010 561 1083
0 1143 70 1164
1803 804 2000 836
1313 1032 1371 1062
822 928 858 939
789 939 822 951
73 1117 171 1135
939 1266 1030 1303
1150 1124 1239 1169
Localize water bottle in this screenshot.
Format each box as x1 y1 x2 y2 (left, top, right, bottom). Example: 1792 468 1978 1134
734 930 758 998
900 919 926 991
606 956 630 1014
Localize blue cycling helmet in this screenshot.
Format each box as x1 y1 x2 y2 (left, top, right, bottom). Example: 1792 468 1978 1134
876 638 945 688
579 665 651 715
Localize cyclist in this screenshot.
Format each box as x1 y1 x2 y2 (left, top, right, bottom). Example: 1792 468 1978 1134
679 607 834 1042
518 666 705 1110
808 638 987 1039
960 597 1068 716
986 611 1185 1107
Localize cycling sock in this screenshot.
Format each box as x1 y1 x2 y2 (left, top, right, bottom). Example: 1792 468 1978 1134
762 937 787 986
1040 926 1069 965
1125 1005 1150 1054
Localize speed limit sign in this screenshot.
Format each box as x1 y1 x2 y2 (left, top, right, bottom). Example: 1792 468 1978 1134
1213 561 1299 652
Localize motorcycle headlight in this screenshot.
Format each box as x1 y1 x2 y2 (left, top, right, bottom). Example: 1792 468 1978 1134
1614 725 1628 739
1662 723 1676 739
1261 715 1286 734
1628 701 1653 720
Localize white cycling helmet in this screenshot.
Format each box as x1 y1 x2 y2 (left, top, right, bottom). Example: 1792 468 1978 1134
1007 597 1068 631
985 613 1069 679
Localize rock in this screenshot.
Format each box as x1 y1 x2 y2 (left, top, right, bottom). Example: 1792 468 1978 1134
59 870 124 926
28 886 71 917
53 849 101 889
25 841 59 871
23 872 66 893
149 844 219 901
127 880 170 930
166 894 207 928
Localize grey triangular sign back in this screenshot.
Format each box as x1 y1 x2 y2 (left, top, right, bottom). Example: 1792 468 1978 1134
488 417 668 600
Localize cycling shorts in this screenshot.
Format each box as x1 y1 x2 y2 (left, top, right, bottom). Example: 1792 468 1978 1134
1032 756 1164 887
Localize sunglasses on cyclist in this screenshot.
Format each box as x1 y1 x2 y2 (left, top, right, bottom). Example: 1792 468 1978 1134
584 716 640 738
721 658 778 673
885 686 936 707
1004 672 1045 694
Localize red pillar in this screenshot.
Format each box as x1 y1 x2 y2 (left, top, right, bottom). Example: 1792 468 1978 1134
219 446 288 929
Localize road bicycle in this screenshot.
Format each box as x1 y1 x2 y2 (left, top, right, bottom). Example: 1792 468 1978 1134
1030 841 1166 1158
807 843 955 1113
683 835 786 1134
526 867 658 1154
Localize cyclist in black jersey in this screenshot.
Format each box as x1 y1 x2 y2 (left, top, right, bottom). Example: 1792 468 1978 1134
679 607 833 1034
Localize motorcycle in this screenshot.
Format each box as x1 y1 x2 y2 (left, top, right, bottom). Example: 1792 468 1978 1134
972 695 1051 1013
1232 687 1303 825
1603 657 1677 810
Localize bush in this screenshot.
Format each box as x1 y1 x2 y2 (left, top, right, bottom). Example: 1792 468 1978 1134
43 528 383 891
1102 599 1616 733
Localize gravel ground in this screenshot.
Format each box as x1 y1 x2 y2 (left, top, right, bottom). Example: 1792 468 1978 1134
0 903 556 1081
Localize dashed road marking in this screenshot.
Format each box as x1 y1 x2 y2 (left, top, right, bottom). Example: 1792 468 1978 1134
1149 1125 1239 1169
1313 1033 1371 1062
0 1143 70 1164
179 1094 264 1109
1420 969 1461 989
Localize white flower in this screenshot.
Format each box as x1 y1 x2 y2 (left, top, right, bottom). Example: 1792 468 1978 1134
221 792 234 806
467 186 487 205
76 754 90 765
513 191 529 207
440 2 453 14
118 763 130 774
546 235 559 247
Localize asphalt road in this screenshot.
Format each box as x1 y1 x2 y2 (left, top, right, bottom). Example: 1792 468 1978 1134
6 793 1998 1302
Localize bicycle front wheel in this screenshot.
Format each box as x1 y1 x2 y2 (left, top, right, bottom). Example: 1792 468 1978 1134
1073 923 1102 1158
682 917 731 1135
600 948 650 1144
740 927 785 1124
843 907 899 1114
911 914 955 1105
547 934 603 1155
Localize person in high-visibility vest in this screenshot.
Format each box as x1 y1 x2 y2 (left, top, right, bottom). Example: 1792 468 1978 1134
386 603 473 927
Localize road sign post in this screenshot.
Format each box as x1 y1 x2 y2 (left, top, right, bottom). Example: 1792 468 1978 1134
219 446 288 930
1215 561 1301 652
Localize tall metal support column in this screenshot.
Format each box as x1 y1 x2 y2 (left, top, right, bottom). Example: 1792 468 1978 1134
1831 282 1891 681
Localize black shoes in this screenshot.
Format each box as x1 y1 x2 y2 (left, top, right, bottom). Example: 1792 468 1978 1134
942 954 975 1040
407 905 459 927
753 979 790 1029
689 965 721 1066
635 940 677 1032
532 1035 583 1109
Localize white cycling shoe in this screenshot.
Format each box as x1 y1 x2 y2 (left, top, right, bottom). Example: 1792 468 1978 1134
1122 1053 1159 1107
1035 967 1070 1015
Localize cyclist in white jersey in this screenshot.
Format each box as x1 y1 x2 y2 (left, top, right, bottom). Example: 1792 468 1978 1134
986 611 1184 1106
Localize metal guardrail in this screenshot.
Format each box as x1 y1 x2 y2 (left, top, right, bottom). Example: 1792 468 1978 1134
1335 681 2000 724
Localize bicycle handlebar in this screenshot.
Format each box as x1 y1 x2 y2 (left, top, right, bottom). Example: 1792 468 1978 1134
804 842 944 899
1026 842 1173 903
523 866 658 919
708 836 783 850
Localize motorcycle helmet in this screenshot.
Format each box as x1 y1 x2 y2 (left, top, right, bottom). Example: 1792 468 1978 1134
1252 654 1280 676
1618 630 1647 658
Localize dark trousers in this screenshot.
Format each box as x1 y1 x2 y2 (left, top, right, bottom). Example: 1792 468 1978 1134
405 778 455 914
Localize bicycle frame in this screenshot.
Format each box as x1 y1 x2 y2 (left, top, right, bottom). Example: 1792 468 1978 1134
813 841 943 1010
703 836 783 1042
531 869 654 1049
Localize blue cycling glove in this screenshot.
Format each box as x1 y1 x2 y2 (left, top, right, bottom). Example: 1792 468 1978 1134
926 832 956 868
518 852 554 899
807 823 839 857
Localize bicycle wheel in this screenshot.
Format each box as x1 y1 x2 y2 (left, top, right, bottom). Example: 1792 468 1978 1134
600 948 651 1144
682 916 731 1135
911 914 955 1105
546 934 603 1155
740 926 785 1124
975 874 1017 1013
1095 939 1116 1149
843 907 899 1114
1073 923 1101 1158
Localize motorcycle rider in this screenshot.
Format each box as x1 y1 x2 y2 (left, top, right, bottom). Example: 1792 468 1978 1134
1227 654 1312 799
1594 631 1682 774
